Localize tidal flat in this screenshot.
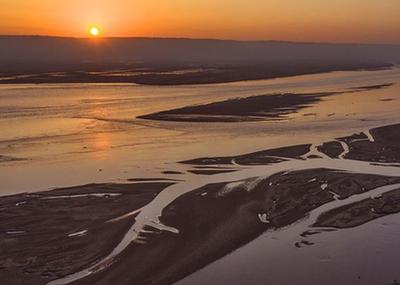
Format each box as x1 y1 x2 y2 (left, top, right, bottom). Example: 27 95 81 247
1 67 400 285
1 123 400 285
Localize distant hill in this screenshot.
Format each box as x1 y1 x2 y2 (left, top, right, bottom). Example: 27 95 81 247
0 36 399 84
1 36 399 64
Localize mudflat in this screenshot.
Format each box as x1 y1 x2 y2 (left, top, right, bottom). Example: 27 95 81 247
0 182 173 284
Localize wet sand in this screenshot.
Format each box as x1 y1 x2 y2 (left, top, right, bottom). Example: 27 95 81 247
1 124 400 284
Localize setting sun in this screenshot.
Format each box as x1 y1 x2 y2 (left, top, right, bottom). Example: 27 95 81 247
89 26 100 37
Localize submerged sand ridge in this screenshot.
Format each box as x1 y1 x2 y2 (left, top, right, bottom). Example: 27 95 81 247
138 83 394 123
138 92 336 122
2 123 400 284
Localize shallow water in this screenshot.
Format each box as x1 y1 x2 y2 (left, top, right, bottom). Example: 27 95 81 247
179 193 400 285
178 215 400 285
1 67 400 195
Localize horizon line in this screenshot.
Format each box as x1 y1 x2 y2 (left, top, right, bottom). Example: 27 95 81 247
0 34 399 46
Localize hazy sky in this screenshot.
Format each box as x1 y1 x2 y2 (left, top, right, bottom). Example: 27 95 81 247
1 0 400 43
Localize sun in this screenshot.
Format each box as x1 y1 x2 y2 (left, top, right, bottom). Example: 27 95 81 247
89 26 100 37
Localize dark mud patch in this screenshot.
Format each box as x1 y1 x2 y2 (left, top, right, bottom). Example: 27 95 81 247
339 124 400 162
314 187 400 228
317 141 344 158
181 144 310 166
138 92 336 122
162 171 183 175
0 182 172 284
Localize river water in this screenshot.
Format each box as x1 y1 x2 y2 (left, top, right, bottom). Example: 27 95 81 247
2 67 400 285
1 67 400 195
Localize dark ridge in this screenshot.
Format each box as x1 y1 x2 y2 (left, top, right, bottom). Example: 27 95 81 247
350 82 394 90
162 171 183 175
187 169 237 175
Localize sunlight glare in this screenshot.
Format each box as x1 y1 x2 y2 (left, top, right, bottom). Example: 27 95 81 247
89 26 100 37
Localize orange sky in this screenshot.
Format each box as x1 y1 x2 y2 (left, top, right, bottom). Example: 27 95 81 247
1 0 400 43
